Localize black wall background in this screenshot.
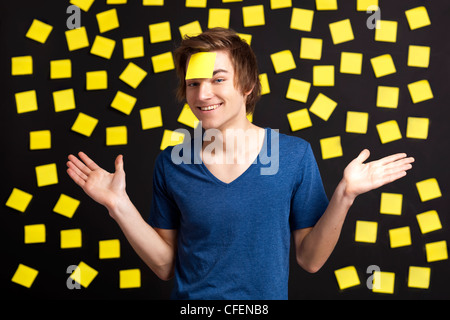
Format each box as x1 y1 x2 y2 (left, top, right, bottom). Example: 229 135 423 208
1 0 449 300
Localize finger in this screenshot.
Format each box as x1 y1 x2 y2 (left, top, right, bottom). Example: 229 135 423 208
115 154 124 172
67 161 88 181
68 154 91 176
384 157 415 172
78 152 101 171
355 149 370 163
67 168 86 187
384 170 408 184
378 153 408 166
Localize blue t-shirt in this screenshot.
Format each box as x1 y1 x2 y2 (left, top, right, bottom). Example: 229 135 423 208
149 128 329 300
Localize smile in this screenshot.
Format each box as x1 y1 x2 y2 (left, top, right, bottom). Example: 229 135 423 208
198 103 222 111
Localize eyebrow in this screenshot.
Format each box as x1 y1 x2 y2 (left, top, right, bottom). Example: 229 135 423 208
213 69 228 76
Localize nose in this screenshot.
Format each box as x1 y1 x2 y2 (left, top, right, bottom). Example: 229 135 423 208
197 82 214 101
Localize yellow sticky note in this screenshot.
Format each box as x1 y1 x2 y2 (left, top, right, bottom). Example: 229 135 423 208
370 54 396 78
271 0 292 10
30 130 51 150
186 52 217 80
316 0 337 10
106 126 128 146
408 45 430 68
340 52 363 75
71 112 99 137
96 9 119 33
408 80 433 103
300 38 322 60
286 78 311 103
26 19 53 43
208 8 230 29
287 109 312 132
270 50 296 73
90 35 116 59
334 266 360 290
320 136 343 160
65 27 89 51
346 111 368 134
50 59 72 79
6 188 33 213
70 0 95 12
70 261 98 288
242 5 265 27
140 106 163 130
86 71 108 90
123 36 144 59
405 6 431 30
143 0 164 5
372 271 395 294
329 19 354 44
416 210 442 234
357 0 378 11
177 104 198 129
291 8 314 32
380 192 403 215
309 93 337 121
425 241 448 263
53 88 76 112
406 117 429 139
99 239 120 259
151 51 175 73
389 226 411 248
375 20 398 43
259 73 270 95
376 120 402 144
107 0 127 4
408 266 430 289
111 91 137 115
35 163 58 187
149 21 172 43
61 229 82 248
53 194 80 219
11 56 33 76
11 264 38 288
15 90 38 114
377 86 399 108
355 220 378 243
186 0 207 8
24 224 46 244
313 65 334 86
416 178 441 202
179 20 202 39
120 269 141 289
119 62 147 89
160 129 185 150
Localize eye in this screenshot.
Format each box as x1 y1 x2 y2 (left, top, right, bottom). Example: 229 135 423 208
214 78 224 83
187 82 199 87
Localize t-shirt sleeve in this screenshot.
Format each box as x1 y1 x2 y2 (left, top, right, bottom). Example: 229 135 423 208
290 143 329 230
148 151 180 229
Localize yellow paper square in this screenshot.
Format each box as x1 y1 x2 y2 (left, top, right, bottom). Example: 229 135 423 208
140 106 163 130
372 271 395 294
86 71 108 90
160 129 185 150
376 120 402 144
65 27 89 51
143 0 164 5
11 264 38 288
149 21 172 43
120 269 141 288
375 20 398 43
408 45 430 68
35 163 58 187
186 0 207 8
334 266 360 290
408 266 430 289
405 6 431 30
357 0 379 11
6 188 33 213
90 35 116 59
119 62 147 89
186 52 217 80
316 0 337 10
177 104 198 128
291 8 314 32
377 86 399 108
111 91 137 115
61 229 82 248
355 220 378 243
96 9 119 33
30 130 51 150
50 59 72 79
53 194 80 219
70 0 95 12
329 19 354 44
271 0 291 9
208 8 230 29
26 19 53 43
425 241 448 263
123 37 144 59
15 90 38 114
106 126 128 146
24 224 46 244
340 52 363 75
407 80 433 103
11 56 33 76
238 32 252 45
242 5 265 27
71 112 99 137
259 73 270 95
270 50 296 74
313 65 334 86
286 78 311 103
300 38 322 60
406 117 429 139
99 239 121 259
309 93 337 121
70 261 98 288
151 51 175 73
179 21 202 39
346 111 368 134
389 226 411 248
320 136 343 159
107 0 127 3
416 210 442 234
370 54 396 78
380 192 403 215
416 178 441 202
287 109 312 132
53 88 76 112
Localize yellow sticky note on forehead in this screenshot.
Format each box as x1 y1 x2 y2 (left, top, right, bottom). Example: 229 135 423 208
185 52 217 80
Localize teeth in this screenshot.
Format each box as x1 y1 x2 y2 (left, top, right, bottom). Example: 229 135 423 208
200 104 220 111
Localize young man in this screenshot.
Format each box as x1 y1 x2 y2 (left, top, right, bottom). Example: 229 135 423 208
66 28 414 299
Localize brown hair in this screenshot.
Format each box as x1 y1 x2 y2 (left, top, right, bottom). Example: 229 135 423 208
174 28 261 115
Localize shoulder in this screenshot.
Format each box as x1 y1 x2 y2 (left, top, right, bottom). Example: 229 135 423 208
266 128 311 157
